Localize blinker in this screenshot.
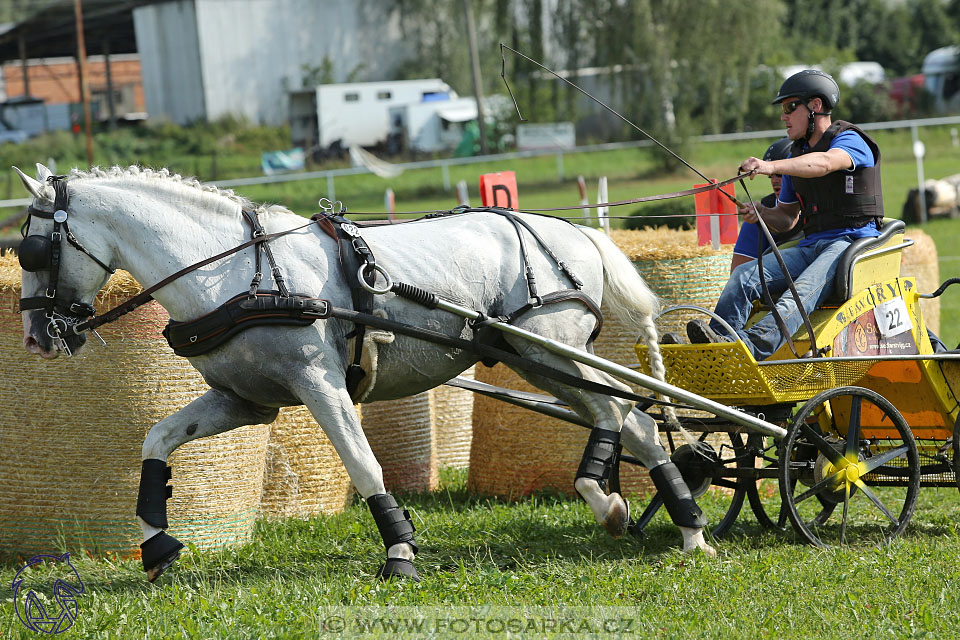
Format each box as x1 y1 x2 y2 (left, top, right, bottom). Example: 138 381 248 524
18 235 53 272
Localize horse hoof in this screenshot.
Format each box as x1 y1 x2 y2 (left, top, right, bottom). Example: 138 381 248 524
141 530 184 582
683 542 718 558
601 494 630 539
376 558 420 582
680 528 717 557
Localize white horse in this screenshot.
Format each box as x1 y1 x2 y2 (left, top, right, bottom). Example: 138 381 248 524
15 164 714 582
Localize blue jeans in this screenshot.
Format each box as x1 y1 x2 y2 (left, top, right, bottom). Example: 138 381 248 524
710 237 853 360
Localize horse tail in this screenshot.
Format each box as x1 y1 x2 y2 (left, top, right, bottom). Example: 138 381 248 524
577 227 689 440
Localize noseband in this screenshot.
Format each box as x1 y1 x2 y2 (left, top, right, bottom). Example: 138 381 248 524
18 176 115 354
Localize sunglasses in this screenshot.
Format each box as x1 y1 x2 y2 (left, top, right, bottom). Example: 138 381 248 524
781 99 805 115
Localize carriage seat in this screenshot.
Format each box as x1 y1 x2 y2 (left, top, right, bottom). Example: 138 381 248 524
826 219 910 304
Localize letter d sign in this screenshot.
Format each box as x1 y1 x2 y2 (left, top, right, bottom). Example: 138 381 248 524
480 171 519 209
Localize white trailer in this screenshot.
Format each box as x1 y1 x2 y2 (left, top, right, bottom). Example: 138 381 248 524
923 46 960 113
289 79 456 152
389 97 478 153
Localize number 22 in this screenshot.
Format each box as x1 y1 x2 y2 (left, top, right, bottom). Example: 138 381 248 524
885 308 902 331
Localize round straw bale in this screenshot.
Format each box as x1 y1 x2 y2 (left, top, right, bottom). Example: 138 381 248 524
432 366 475 469
361 392 438 493
901 229 940 335
259 405 357 519
0 257 269 558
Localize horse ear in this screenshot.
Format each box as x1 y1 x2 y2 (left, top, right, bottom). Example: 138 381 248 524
13 166 54 202
36 163 53 182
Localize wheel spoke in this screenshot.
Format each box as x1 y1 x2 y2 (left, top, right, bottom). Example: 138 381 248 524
800 422 845 467
714 479 739 491
840 482 850 544
632 493 664 533
862 444 910 474
792 469 844 505
776 507 789 529
811 501 836 526
853 479 901 526
845 396 861 458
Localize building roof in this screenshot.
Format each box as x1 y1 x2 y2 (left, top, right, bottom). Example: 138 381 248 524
0 0 164 63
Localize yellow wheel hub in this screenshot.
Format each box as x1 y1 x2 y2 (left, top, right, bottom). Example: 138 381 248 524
844 465 860 483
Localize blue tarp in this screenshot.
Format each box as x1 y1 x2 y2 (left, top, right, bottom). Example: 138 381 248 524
261 148 305 175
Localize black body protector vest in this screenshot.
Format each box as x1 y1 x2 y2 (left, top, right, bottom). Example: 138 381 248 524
790 121 883 235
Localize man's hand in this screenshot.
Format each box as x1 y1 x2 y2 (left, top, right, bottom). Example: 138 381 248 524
737 201 761 224
739 156 773 177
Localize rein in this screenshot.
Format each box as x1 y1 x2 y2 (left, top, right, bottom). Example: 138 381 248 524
38 175 746 342
343 173 745 217
73 219 318 334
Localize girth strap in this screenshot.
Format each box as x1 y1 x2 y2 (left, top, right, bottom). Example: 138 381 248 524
311 213 380 397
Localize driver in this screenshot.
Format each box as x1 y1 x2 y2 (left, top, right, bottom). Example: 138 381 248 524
729 137 801 272
686 69 884 360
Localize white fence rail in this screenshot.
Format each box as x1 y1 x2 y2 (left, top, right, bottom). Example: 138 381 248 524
4 115 960 210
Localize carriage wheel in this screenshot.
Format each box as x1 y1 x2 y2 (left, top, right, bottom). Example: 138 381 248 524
779 386 920 548
628 431 746 539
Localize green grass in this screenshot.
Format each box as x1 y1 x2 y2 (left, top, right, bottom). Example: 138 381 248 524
2 468 960 638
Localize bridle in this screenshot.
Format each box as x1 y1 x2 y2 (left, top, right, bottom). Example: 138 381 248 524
18 175 115 355
17 174 326 357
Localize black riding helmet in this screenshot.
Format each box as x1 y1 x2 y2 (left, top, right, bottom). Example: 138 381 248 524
772 69 839 139
762 137 793 162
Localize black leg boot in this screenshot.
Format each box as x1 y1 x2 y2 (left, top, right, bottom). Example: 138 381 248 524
137 459 184 582
367 493 420 582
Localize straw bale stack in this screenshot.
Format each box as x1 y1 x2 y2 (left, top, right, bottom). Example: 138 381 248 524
901 229 940 336
609 228 732 338
361 392 438 493
258 405 356 519
432 366 475 469
0 256 269 558
468 229 732 499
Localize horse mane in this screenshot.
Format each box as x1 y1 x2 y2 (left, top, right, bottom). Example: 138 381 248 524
66 166 293 218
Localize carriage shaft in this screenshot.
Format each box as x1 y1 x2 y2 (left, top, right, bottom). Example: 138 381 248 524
434 298 788 440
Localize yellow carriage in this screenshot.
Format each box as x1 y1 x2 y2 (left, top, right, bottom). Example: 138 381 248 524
631 219 960 546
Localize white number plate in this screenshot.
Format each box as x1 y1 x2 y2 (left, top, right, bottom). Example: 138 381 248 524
875 296 912 338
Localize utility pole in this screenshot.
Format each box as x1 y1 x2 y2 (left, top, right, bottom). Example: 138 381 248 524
74 0 94 167
462 0 488 155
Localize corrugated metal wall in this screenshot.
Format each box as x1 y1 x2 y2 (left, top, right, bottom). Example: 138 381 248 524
134 0 206 124
133 0 411 126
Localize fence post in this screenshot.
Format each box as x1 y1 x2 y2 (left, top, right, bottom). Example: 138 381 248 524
597 176 610 234
456 180 470 206
327 173 336 203
385 188 396 221
577 175 589 224
911 125 927 224
441 162 451 192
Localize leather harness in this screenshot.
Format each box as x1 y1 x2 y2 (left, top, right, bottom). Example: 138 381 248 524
19 177 608 400
157 206 603 398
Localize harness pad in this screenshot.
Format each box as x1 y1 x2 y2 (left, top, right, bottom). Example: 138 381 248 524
163 292 329 357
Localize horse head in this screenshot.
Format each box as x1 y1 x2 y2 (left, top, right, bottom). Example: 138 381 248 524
16 164 116 358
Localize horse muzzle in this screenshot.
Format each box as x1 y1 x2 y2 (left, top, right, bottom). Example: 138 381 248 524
22 311 86 358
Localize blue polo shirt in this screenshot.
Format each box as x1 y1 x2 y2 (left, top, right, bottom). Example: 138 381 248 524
778 130 881 246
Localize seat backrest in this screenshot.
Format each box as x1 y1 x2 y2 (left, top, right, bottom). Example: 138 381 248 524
828 219 910 304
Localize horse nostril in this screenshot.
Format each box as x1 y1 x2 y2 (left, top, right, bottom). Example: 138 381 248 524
24 335 41 353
